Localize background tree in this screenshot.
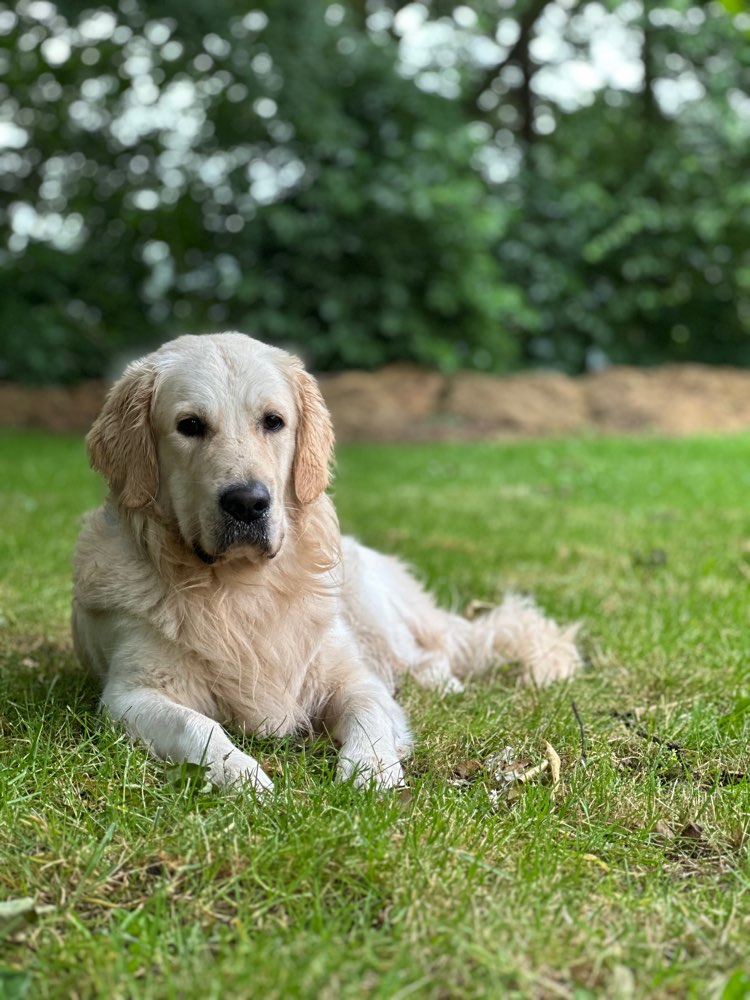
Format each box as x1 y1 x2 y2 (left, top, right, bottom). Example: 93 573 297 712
0 0 748 381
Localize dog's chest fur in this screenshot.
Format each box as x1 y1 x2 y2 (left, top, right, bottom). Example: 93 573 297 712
75 505 339 735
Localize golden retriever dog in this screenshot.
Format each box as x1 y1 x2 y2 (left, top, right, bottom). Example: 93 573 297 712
73 333 580 793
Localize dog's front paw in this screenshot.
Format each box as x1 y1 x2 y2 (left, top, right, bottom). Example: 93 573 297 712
337 746 405 790
212 750 274 795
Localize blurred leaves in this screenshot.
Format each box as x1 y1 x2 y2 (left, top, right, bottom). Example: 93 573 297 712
0 897 53 938
0 1 748 381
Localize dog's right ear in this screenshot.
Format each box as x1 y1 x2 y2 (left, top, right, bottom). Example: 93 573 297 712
87 359 158 509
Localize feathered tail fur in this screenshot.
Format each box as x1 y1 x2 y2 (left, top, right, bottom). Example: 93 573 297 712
442 593 581 688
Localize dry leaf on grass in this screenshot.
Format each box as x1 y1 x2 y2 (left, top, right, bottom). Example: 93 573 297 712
545 741 562 799
464 599 496 621
0 898 54 939
484 742 564 805
678 822 704 840
0 900 38 925
450 759 482 783
485 746 534 785
448 743 564 804
653 820 674 840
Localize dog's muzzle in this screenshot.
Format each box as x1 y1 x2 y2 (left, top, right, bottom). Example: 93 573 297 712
212 480 275 559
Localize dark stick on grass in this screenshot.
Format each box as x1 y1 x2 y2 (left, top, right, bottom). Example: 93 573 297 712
610 711 747 787
610 710 686 756
571 700 587 766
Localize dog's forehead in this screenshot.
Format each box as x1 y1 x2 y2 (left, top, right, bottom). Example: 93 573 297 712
157 337 293 412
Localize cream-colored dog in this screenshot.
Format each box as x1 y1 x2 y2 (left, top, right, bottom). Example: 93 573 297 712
73 333 580 792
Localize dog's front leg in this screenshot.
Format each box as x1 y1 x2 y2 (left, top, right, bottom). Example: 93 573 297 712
102 679 273 794
321 632 412 789
95 619 273 791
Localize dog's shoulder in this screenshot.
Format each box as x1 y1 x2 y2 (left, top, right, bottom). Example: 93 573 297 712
73 503 166 618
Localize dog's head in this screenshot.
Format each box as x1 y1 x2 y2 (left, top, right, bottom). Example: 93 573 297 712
87 333 334 565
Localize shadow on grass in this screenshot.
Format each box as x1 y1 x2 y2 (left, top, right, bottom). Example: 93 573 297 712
0 640 99 736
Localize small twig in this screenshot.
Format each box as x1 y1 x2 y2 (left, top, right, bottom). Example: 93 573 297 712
610 710 686 756
609 711 747 788
571 700 587 766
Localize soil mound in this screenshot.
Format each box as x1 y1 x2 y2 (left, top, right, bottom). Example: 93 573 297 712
3 363 750 440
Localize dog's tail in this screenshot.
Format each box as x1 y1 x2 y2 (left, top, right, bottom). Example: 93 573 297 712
444 594 581 687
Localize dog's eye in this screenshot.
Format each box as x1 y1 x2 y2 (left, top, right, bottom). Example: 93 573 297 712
177 416 207 438
262 413 285 433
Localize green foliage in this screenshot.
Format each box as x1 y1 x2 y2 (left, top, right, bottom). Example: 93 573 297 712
0 0 518 380
0 1 748 380
496 4 750 369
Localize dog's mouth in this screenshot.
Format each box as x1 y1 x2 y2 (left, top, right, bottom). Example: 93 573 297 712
192 519 283 566
193 542 217 565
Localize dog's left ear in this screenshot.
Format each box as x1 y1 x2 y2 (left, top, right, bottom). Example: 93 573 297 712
291 361 334 504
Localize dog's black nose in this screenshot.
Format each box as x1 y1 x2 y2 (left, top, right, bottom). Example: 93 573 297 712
220 482 271 523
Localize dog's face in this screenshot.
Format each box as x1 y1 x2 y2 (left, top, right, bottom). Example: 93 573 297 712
152 338 299 563
87 333 334 565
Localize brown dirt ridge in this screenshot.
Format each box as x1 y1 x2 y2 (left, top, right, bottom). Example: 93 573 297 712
3 363 750 440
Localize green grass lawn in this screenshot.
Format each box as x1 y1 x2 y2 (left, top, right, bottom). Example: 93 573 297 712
2 429 750 999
